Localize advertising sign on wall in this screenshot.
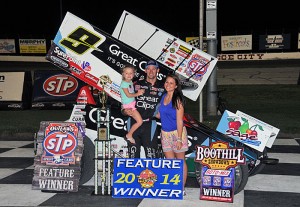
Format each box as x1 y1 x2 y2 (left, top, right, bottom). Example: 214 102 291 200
0 39 16 53
19 39 47 53
32 70 86 109
259 34 291 50
0 71 32 109
0 72 24 101
221 35 252 51
217 52 300 61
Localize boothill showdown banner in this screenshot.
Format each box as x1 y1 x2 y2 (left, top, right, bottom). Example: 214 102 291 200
46 12 218 102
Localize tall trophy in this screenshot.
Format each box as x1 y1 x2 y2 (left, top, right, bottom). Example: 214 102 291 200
94 75 113 196
97 75 111 140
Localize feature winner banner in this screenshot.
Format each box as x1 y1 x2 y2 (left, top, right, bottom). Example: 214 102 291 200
46 12 202 102
113 158 184 200
112 11 218 101
32 121 85 192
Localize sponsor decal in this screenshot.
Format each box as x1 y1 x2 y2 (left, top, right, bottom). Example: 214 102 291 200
7 103 22 108
81 61 91 71
85 73 99 84
59 26 105 54
185 54 209 81
43 74 78 96
41 123 78 165
52 103 66 107
32 103 45 107
53 46 82 66
50 56 68 68
176 45 192 59
195 141 245 169
216 110 277 152
137 169 157 188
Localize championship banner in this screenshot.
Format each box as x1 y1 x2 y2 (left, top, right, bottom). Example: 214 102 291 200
46 12 202 103
32 121 85 192
112 11 218 101
113 158 184 200
195 141 246 203
216 110 279 152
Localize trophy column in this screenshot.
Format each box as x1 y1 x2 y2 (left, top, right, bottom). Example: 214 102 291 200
93 88 113 196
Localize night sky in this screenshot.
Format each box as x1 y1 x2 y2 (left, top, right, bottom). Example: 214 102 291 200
1 0 299 39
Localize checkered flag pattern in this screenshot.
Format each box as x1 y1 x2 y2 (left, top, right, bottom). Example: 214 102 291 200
187 38 200 48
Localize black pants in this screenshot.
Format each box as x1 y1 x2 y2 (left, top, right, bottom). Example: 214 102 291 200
127 118 163 158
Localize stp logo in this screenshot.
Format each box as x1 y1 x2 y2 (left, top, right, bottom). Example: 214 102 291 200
43 132 77 156
43 74 78 96
188 58 208 77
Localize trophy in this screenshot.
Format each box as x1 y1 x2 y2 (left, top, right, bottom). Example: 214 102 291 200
97 75 112 140
99 89 107 110
98 75 111 109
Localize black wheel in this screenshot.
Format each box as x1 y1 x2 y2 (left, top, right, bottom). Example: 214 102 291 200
79 137 95 185
248 148 267 177
194 162 249 195
234 163 249 194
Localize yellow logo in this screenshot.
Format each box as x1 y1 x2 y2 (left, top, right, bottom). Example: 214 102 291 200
195 141 245 170
137 169 157 188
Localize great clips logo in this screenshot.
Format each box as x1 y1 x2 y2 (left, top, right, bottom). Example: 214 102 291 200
43 74 78 96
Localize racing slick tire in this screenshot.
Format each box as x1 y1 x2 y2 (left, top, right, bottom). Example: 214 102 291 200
248 148 267 177
79 136 95 185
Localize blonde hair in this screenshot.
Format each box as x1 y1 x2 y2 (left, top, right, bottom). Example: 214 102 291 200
121 65 136 80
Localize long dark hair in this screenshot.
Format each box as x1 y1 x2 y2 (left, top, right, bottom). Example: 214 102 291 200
167 73 185 110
